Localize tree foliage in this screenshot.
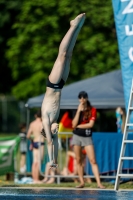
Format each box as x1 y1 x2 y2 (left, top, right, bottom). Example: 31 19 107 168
0 0 22 93
3 0 120 100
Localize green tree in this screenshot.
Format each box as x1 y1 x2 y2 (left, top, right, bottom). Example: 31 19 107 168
6 0 120 100
0 0 22 93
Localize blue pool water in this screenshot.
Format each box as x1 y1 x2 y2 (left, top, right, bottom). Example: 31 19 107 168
0 188 133 200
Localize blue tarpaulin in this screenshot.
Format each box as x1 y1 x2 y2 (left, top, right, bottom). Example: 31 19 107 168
86 133 133 175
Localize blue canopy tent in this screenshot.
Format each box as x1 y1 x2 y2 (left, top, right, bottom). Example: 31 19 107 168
25 69 125 109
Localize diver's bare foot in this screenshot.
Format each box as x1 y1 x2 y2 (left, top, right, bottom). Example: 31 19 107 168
70 13 86 27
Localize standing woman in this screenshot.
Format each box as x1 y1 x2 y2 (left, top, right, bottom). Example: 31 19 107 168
41 14 86 169
72 91 105 188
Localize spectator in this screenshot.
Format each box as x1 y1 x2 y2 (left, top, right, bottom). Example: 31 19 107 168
27 110 45 183
19 122 27 173
61 149 78 180
72 91 105 188
116 107 126 134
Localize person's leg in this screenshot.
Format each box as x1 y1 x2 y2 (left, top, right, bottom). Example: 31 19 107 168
84 145 105 188
82 153 92 183
32 150 38 181
61 151 74 176
62 14 86 82
74 145 84 188
42 162 50 183
61 167 69 176
31 162 36 180
46 168 56 184
32 161 40 182
72 158 79 183
42 162 56 184
20 154 26 173
49 13 86 84
32 149 41 183
32 162 42 183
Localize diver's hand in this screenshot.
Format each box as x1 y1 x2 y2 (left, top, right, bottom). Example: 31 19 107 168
51 123 59 134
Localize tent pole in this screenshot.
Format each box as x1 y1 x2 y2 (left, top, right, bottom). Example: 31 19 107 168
26 108 30 131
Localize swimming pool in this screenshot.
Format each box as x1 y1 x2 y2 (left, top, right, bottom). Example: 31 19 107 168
0 188 133 200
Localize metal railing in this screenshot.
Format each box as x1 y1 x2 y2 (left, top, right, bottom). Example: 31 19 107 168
39 132 117 184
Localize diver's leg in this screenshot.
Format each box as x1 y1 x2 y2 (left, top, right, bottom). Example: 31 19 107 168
49 13 86 83
62 14 86 81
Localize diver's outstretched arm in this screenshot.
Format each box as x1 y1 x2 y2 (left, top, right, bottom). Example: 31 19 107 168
42 116 53 164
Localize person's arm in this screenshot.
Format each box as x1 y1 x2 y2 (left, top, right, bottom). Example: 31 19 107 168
77 120 95 129
42 115 52 141
72 110 80 128
76 107 97 129
72 103 84 128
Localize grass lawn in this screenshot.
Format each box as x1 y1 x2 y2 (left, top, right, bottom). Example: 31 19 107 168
0 177 133 190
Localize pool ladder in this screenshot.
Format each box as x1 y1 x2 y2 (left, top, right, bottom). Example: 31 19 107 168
115 79 133 190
